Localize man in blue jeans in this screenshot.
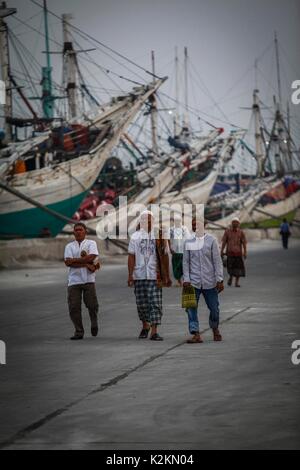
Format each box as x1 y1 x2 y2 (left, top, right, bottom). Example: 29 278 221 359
183 219 224 344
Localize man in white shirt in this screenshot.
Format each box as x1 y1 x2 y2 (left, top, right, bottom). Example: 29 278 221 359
64 222 100 340
183 218 224 344
128 211 171 341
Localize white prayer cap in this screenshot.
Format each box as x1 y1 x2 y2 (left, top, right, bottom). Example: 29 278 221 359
232 217 240 223
139 210 154 220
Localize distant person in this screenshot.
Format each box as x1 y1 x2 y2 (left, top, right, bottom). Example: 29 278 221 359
221 217 247 288
39 227 51 238
183 218 224 344
280 218 291 249
168 216 190 287
128 210 172 341
64 223 100 340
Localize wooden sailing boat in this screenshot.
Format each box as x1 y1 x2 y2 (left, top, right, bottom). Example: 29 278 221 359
154 47 244 207
206 34 300 228
0 2 166 238
160 131 245 206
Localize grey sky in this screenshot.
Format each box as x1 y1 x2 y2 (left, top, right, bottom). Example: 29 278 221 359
4 0 300 166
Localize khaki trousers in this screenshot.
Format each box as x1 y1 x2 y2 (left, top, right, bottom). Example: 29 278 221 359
67 283 99 337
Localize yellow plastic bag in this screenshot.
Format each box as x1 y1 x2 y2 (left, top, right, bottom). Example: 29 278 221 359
182 285 197 309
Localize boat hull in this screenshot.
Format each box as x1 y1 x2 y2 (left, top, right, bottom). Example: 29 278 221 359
0 191 87 238
249 191 300 223
0 152 102 238
160 169 218 206
207 191 300 229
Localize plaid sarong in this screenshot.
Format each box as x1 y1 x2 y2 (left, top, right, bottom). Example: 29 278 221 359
134 280 163 325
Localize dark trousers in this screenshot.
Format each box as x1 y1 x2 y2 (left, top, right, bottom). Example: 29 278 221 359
281 233 289 249
67 283 99 337
172 253 183 281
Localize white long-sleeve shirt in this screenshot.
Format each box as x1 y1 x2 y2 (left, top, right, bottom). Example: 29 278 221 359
183 233 223 290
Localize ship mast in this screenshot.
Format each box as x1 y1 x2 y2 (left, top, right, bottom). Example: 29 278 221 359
286 101 293 171
41 0 55 119
253 89 267 176
150 50 159 155
63 14 78 120
183 46 189 129
174 46 180 136
274 32 282 110
266 34 291 176
0 1 17 142
267 96 285 176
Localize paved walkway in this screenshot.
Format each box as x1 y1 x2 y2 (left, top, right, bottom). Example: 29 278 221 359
0 240 299 449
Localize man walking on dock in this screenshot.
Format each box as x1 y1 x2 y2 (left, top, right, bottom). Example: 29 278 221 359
221 217 247 288
128 210 172 341
64 223 100 340
280 218 291 249
183 218 224 343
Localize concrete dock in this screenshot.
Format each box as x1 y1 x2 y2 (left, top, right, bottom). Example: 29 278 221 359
0 239 299 450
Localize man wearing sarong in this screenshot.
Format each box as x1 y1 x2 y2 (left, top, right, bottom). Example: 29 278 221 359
221 217 247 288
128 211 172 341
168 216 190 287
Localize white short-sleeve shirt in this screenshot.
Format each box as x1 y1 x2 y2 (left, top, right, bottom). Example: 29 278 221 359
168 225 191 254
64 239 99 286
128 230 157 280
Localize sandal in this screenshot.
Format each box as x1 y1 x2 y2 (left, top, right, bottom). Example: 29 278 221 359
139 328 150 339
213 329 222 341
187 334 203 344
150 333 164 341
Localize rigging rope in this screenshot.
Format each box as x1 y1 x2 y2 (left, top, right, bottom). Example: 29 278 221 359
69 36 124 99
29 0 162 81
159 91 233 130
189 59 231 124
